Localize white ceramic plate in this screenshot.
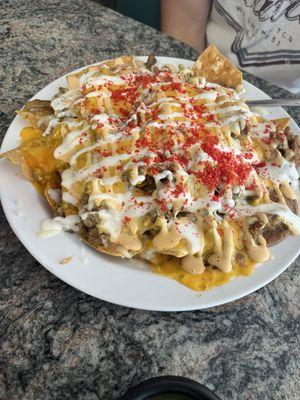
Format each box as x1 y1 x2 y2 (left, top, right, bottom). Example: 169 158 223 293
1 57 299 311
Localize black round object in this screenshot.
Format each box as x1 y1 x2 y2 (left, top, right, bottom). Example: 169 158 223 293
119 376 221 400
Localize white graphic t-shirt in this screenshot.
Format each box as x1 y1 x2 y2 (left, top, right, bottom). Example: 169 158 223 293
206 0 300 93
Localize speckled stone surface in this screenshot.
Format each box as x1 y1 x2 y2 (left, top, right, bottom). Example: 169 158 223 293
0 1 299 399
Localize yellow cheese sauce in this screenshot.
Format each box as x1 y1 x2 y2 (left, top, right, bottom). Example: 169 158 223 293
19 126 64 193
151 255 255 291
19 126 78 217
20 126 62 170
150 220 255 291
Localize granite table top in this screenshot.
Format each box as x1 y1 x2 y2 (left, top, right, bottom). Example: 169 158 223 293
0 1 299 399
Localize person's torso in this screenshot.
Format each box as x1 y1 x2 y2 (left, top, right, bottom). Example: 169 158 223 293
206 0 300 93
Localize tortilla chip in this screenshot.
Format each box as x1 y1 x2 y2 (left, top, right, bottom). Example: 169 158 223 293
193 44 243 90
103 55 142 70
272 117 290 132
16 100 54 128
0 149 35 183
22 99 53 113
1 148 34 184
66 56 142 90
0 148 22 164
66 75 81 90
44 186 60 212
1 148 60 213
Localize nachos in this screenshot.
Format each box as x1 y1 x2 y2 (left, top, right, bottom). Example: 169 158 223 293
1 46 299 291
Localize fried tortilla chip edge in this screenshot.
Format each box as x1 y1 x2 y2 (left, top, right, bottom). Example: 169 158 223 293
193 44 243 91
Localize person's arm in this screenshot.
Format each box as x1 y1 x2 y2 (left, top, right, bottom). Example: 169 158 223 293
161 0 212 51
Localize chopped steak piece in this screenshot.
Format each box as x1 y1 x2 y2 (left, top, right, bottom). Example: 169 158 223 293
80 224 110 248
269 189 280 203
143 227 160 239
82 214 100 228
284 196 299 215
249 218 265 239
136 174 156 194
287 134 300 166
235 251 246 266
262 215 290 246
145 53 157 70
269 188 298 215
241 119 251 135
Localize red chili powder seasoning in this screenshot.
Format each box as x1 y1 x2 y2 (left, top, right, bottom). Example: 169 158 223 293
254 161 266 169
123 216 131 225
119 108 130 117
192 137 252 190
111 87 138 104
155 198 168 212
100 150 112 157
172 182 186 198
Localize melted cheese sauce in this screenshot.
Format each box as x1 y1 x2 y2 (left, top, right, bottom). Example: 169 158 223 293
19 126 64 193
151 255 255 291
